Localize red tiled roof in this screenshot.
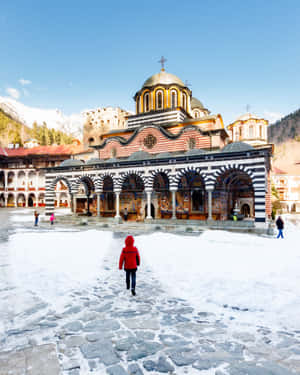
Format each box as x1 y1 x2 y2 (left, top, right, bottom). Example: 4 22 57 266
3 144 85 157
273 166 287 174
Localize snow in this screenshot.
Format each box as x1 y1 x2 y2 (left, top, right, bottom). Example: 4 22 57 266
0 210 300 339
0 96 84 137
139 218 300 332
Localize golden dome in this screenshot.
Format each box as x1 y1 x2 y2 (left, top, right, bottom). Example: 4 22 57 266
142 70 185 88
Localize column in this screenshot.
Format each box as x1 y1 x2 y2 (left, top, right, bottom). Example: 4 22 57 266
14 194 17 207
114 189 121 221
207 188 213 220
146 190 152 220
14 172 18 192
56 194 60 208
25 193 28 208
4 193 7 207
171 189 177 220
4 171 8 192
73 195 77 214
25 171 29 192
97 193 101 217
36 173 39 192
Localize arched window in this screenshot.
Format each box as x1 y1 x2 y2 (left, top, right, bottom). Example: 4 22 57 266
239 127 243 140
156 91 163 110
188 138 196 150
194 110 200 119
182 93 187 111
171 90 177 108
249 125 254 138
259 125 263 138
144 93 150 112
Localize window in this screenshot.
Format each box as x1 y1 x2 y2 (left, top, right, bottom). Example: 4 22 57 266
249 125 254 138
194 110 200 119
156 91 163 109
111 148 117 158
239 127 243 140
144 93 150 112
182 93 187 111
259 125 263 138
143 134 157 149
188 138 196 150
171 91 177 108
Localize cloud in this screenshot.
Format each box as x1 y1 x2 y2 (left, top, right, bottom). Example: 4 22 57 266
6 87 20 99
19 78 31 86
263 111 283 124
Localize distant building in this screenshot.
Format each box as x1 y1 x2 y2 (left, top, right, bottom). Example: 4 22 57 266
0 145 84 208
83 107 132 148
24 139 40 148
227 113 269 147
272 167 300 213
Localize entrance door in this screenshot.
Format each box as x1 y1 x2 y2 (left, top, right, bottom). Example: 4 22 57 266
241 203 250 217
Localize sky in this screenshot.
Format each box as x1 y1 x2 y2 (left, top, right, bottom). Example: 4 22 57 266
0 0 300 125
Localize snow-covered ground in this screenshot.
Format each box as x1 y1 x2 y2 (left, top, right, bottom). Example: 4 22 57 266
0 210 300 363
139 219 300 333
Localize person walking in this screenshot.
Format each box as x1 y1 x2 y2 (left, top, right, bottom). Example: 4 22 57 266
50 213 55 226
34 211 39 226
276 215 284 238
123 207 128 221
119 235 140 296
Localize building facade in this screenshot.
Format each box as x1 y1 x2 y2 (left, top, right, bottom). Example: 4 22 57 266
0 145 82 208
44 68 272 224
272 169 300 213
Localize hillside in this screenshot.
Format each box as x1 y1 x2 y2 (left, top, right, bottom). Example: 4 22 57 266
0 96 84 138
268 108 300 144
0 108 74 147
273 140 300 175
0 109 30 147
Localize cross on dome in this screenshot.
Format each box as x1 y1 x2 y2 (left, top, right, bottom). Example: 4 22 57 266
158 56 167 71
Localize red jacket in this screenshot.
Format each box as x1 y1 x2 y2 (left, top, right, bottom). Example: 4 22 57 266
119 235 140 270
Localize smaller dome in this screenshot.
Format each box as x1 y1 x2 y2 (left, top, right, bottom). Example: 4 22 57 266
128 151 151 161
222 142 254 153
237 112 260 121
60 159 84 167
142 70 185 88
191 97 204 110
156 152 172 159
86 158 102 165
185 149 205 156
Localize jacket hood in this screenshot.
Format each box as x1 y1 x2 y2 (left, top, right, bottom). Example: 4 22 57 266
125 235 134 246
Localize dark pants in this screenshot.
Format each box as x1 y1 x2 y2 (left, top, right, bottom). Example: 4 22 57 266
51 221 54 225
34 218 38 226
277 229 284 238
125 269 136 290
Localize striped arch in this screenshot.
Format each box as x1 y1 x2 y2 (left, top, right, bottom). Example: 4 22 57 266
73 174 96 194
117 170 146 191
174 167 208 189
210 164 256 190
50 176 73 194
97 172 116 192
148 168 173 191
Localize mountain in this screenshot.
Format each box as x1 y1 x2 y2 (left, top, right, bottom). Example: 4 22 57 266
0 96 84 138
268 108 300 144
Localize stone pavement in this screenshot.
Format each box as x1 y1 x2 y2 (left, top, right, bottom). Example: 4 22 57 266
1 232 299 374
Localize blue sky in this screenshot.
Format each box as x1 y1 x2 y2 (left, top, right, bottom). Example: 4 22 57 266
0 0 299 124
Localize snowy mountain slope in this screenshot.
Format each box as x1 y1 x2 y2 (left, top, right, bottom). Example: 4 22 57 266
0 96 84 137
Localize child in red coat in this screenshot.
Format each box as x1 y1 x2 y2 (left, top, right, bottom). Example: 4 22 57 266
119 235 140 296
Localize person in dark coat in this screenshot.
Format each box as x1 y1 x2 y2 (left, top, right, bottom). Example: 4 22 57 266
119 235 140 296
34 211 39 226
123 207 128 221
276 216 284 238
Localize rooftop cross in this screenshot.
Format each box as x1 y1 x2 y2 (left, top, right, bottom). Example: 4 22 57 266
185 80 192 89
158 56 167 71
246 104 251 113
